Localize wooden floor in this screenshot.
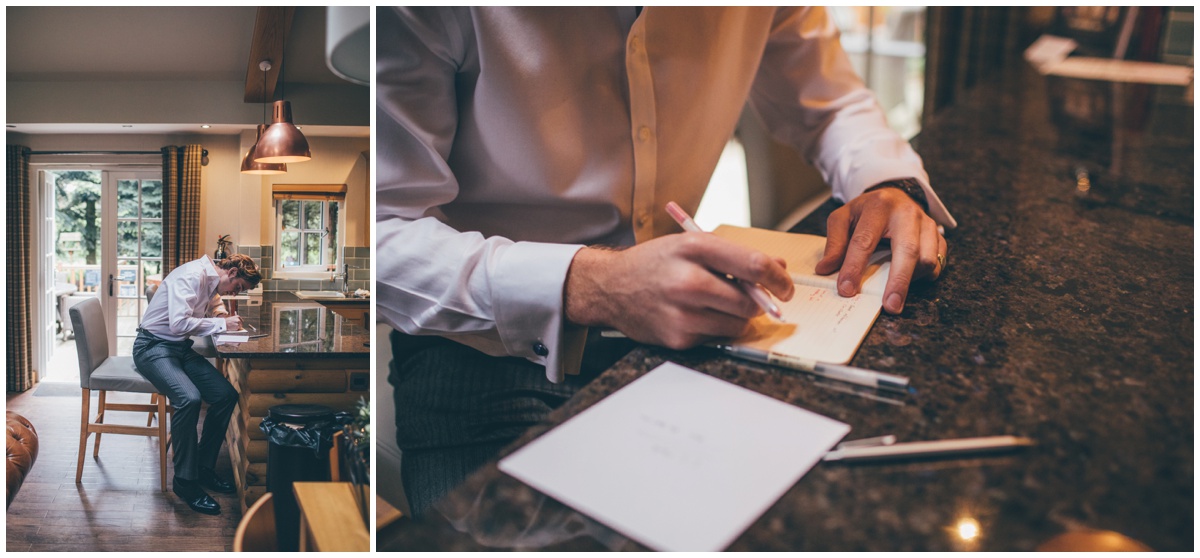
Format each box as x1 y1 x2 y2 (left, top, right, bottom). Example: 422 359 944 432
6 384 242 552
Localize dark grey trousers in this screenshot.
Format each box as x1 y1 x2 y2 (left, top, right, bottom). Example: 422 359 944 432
132 329 238 482
391 330 631 516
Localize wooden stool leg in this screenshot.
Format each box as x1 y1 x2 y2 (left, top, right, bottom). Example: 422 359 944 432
76 388 91 483
165 403 173 453
157 395 169 492
147 394 157 426
93 390 107 458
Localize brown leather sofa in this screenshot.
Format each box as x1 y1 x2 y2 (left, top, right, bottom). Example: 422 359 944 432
6 411 39 508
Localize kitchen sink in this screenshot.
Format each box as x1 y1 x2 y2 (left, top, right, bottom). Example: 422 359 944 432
294 290 346 299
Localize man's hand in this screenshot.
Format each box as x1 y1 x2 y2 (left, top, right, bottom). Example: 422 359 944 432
564 232 794 350
224 315 243 331
815 187 947 314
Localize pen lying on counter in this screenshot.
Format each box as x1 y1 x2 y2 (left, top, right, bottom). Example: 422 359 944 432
823 435 1036 462
712 344 910 393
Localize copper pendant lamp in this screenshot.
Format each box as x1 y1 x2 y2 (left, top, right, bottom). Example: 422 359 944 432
254 38 311 164
254 100 311 163
241 60 287 174
241 124 287 174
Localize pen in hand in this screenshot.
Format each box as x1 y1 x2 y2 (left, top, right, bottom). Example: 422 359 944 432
664 201 785 322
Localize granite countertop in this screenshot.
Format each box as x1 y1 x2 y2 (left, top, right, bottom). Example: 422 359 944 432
381 65 1193 551
213 291 370 358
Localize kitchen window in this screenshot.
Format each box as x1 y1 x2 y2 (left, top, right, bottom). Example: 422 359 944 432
272 184 346 276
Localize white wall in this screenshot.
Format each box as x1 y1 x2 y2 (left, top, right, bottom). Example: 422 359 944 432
253 134 371 248
375 324 411 515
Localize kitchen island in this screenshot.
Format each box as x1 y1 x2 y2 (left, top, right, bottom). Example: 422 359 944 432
379 63 1193 551
214 291 370 511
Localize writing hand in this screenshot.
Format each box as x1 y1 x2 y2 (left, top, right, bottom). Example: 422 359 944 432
224 315 243 331
814 187 947 314
564 232 793 350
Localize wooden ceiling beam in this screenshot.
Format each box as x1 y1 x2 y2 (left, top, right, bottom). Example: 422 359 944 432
244 7 296 103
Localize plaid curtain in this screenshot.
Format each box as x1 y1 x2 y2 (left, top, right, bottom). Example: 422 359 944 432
161 145 203 273
7 145 35 392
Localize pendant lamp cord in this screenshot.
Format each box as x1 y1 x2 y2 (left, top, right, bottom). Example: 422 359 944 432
279 22 286 101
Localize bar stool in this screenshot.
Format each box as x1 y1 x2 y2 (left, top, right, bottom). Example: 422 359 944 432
69 297 170 492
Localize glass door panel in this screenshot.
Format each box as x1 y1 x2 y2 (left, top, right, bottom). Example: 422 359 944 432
111 174 162 355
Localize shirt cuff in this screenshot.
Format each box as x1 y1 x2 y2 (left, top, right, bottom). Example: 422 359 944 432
491 241 587 383
213 318 227 334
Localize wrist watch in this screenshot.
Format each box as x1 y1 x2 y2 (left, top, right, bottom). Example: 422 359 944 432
865 178 929 214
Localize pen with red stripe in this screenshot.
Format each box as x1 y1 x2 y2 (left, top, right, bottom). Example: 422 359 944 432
664 201 784 322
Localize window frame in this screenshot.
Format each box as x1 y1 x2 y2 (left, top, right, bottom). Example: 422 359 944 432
273 197 344 277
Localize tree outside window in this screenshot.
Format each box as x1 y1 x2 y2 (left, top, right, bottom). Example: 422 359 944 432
277 198 341 271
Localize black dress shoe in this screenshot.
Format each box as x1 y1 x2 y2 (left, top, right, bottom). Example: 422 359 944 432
173 478 222 515
198 467 237 494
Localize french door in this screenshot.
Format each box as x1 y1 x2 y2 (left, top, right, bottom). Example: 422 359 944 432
39 169 162 363
106 171 164 355
35 171 57 378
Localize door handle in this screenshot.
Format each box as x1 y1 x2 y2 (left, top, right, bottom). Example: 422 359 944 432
109 274 114 296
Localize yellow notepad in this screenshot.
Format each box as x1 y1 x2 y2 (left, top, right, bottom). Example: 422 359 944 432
712 225 891 365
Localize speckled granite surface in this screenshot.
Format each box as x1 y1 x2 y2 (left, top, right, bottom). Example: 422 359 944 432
211 292 370 358
380 66 1193 551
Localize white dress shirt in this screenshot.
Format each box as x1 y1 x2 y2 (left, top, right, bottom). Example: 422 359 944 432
140 255 227 341
377 6 957 382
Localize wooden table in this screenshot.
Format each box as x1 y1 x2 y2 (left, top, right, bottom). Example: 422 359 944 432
293 482 370 552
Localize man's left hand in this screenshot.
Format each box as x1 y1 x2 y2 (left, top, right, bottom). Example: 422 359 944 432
814 187 946 314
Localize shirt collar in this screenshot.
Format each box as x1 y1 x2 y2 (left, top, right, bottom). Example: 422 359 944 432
198 254 219 276
198 255 222 293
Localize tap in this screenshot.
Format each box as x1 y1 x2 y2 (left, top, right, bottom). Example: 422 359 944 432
333 263 360 295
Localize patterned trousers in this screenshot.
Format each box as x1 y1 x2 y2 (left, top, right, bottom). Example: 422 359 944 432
132 329 238 482
390 330 630 515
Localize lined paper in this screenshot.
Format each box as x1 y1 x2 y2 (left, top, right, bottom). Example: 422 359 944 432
713 225 890 364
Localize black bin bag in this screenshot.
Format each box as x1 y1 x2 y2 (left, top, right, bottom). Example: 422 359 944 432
259 404 351 551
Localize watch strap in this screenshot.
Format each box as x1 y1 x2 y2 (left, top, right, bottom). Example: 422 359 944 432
865 178 929 214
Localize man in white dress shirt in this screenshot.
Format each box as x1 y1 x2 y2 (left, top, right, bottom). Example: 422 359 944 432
134 253 260 515
377 7 957 514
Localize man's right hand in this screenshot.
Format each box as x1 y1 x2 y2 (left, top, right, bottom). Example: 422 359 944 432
564 232 794 350
224 315 243 332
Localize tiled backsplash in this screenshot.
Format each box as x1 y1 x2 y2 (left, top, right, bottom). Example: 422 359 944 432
237 245 370 293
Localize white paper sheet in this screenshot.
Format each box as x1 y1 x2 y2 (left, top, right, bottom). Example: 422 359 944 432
498 362 851 551
215 334 249 343
1024 34 1078 71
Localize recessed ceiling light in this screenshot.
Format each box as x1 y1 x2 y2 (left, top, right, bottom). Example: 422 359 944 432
201 125 211 129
